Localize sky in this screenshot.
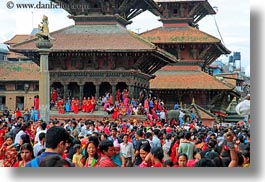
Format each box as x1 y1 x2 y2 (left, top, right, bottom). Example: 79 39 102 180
0 0 250 76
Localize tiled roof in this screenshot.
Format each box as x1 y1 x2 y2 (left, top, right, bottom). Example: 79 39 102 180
160 65 201 71
0 61 39 81
141 26 220 44
150 66 232 90
4 35 33 45
189 104 215 120
11 24 158 51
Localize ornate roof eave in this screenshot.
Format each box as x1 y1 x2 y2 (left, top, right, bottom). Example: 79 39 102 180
50 0 161 21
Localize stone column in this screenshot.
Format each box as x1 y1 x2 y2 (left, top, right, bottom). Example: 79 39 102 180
36 40 53 123
79 84 84 102
63 84 68 100
95 84 100 100
111 84 116 103
129 85 134 98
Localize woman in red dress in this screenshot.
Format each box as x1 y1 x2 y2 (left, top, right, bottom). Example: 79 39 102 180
74 98 80 114
112 105 119 120
81 139 100 167
82 97 87 112
86 97 91 112
116 89 121 103
0 136 17 167
90 96 96 113
15 108 22 120
70 98 75 112
34 95 39 110
51 89 58 103
13 143 33 167
169 136 180 164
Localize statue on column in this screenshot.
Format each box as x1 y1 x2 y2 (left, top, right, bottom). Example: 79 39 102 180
36 15 55 40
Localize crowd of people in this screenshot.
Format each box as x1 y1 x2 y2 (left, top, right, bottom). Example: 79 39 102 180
0 101 250 167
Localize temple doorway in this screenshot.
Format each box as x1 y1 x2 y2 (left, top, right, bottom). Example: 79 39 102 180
99 82 111 97
68 82 80 99
84 82 96 98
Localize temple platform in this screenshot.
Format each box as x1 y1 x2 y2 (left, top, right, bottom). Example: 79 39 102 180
49 110 146 121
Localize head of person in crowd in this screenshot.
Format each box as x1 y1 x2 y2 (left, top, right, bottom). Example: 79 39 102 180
45 126 70 155
39 155 71 167
150 147 164 165
136 129 144 140
19 134 31 146
111 128 118 138
139 143 151 162
100 133 108 141
83 136 99 163
20 143 34 163
99 140 115 158
163 159 174 167
113 142 121 155
176 153 188 167
242 150 250 167
195 158 216 167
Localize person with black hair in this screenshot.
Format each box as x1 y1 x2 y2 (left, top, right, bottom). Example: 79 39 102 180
178 131 195 160
26 126 71 167
72 144 82 167
13 143 33 167
39 155 70 167
34 122 47 144
242 150 250 167
152 129 161 148
81 136 100 167
163 159 174 167
133 129 148 167
33 132 46 157
175 153 188 167
98 140 117 167
150 147 164 167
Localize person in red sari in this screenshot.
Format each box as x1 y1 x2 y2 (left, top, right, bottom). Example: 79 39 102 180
86 97 91 112
34 95 39 110
112 105 119 120
15 108 22 120
82 97 87 112
51 89 58 104
0 136 17 167
82 137 100 167
57 98 65 114
70 98 75 112
116 89 121 103
169 136 180 164
73 98 80 114
90 96 96 113
13 143 33 167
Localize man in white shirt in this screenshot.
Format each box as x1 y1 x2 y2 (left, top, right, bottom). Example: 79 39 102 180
34 122 47 144
33 132 46 157
120 134 134 167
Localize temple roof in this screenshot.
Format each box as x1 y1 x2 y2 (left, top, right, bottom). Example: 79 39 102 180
150 65 233 90
0 61 39 81
189 103 216 120
50 0 161 21
4 35 33 45
141 26 223 44
10 23 176 61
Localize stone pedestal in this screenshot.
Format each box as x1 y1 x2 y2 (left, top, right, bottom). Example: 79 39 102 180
36 40 53 123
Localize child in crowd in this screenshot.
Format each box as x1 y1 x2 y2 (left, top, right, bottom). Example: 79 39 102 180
72 144 83 167
111 142 125 167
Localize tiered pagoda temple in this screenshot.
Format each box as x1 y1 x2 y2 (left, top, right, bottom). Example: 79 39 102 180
141 0 237 118
9 0 177 102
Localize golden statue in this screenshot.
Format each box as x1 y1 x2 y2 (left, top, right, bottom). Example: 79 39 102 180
36 15 55 40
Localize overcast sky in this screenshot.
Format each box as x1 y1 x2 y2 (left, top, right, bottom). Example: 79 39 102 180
0 0 250 76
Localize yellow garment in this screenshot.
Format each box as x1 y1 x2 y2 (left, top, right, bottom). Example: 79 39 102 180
72 153 83 167
243 163 250 168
